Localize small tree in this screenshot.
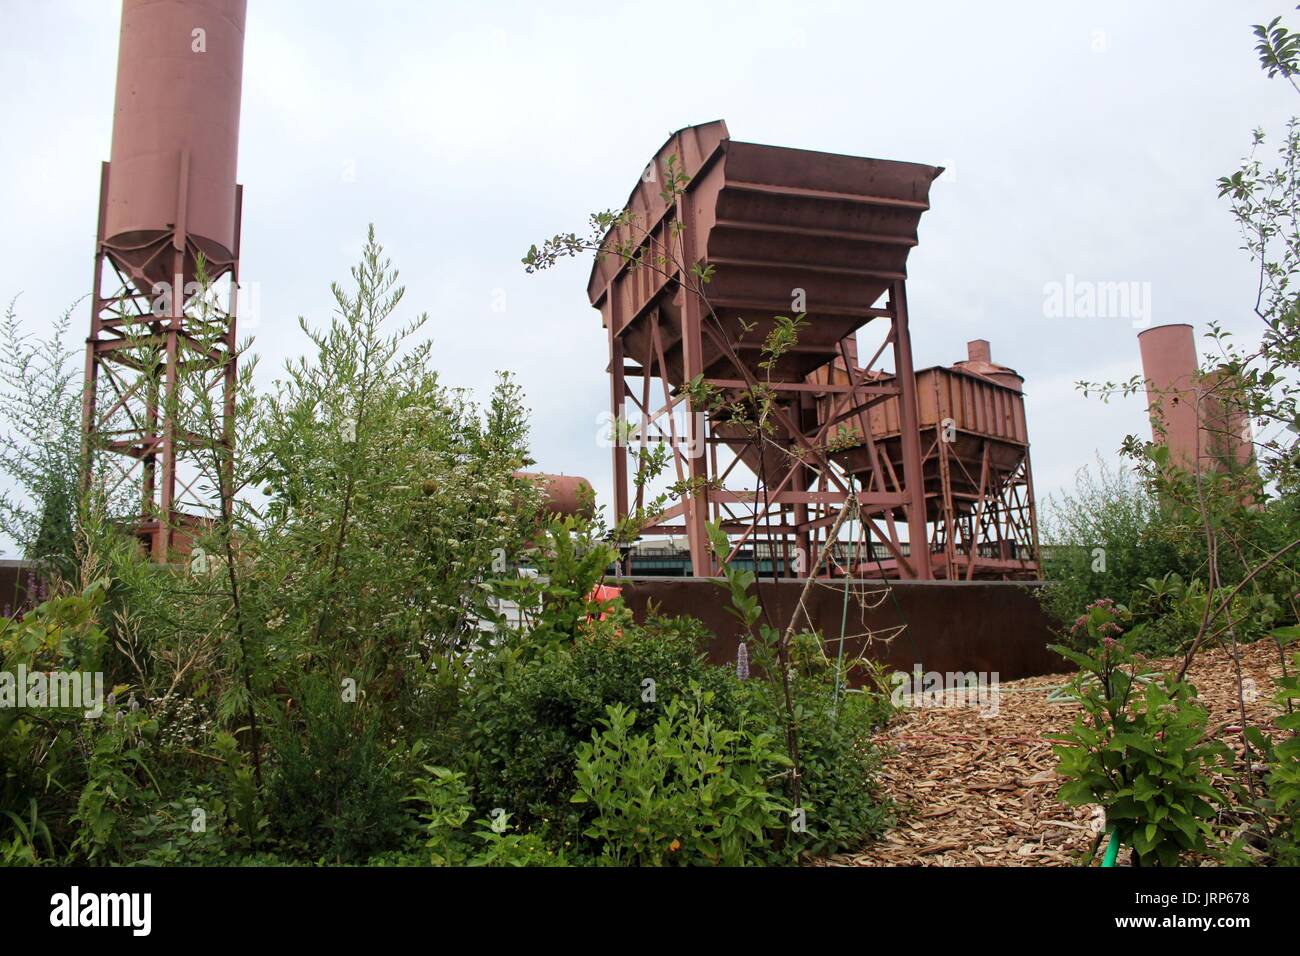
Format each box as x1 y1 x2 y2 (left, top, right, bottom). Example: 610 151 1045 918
0 299 83 581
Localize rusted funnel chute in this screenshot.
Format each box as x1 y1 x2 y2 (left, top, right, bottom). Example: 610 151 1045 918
589 120 942 579
809 337 1039 579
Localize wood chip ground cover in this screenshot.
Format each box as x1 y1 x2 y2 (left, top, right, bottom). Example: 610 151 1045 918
819 640 1288 867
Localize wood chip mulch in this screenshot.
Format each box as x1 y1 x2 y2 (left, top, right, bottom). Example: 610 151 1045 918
818 639 1289 867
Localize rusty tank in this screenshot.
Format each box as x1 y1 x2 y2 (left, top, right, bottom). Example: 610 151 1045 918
103 0 246 294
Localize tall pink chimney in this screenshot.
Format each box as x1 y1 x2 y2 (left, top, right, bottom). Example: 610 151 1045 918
1137 324 1202 470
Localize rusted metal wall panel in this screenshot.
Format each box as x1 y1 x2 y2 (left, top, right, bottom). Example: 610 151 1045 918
616 576 1067 682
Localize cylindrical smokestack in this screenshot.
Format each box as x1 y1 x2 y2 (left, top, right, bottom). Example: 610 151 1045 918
1137 323 1201 470
1201 367 1255 472
104 0 246 292
954 339 1023 391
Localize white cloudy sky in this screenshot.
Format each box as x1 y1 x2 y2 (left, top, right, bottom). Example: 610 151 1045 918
0 0 1294 555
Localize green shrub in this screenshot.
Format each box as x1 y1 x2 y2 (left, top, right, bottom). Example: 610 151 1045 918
264 676 414 863
0 582 116 862
1050 617 1231 866
571 690 791 866
70 706 162 862
1237 638 1300 865
458 615 747 850
128 788 237 866
1 799 54 866
400 765 571 867
1040 460 1198 635
785 677 893 857
405 765 473 865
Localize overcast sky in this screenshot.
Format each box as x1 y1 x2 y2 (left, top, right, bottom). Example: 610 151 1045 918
0 0 1295 555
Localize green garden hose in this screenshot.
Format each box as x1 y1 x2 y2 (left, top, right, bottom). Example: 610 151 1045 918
1101 825 1120 867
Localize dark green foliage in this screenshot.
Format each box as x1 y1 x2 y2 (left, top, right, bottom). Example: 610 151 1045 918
1050 614 1231 866
0 227 898 867
458 615 745 850
0 582 111 861
1042 460 1300 656
1040 461 1199 638
786 678 893 857
27 482 76 582
264 676 412 863
487 515 618 652
1237 636 1300 864
571 691 792 865
0 300 84 580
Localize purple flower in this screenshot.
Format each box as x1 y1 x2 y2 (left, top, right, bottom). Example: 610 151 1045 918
736 642 750 681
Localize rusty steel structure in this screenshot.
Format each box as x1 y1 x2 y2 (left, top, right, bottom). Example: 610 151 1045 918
589 121 1040 580
82 0 247 560
921 341 1039 578
813 339 1039 579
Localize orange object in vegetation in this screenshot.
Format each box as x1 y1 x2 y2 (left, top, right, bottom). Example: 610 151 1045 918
587 584 623 623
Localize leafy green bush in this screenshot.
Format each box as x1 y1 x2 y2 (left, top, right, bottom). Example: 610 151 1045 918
0 301 85 580
1040 460 1199 637
1237 637 1300 865
397 765 570 867
487 515 618 652
69 706 163 862
785 677 893 857
458 615 748 849
264 676 414 863
0 228 897 868
1051 609 1231 866
571 690 791 866
0 582 116 862
1120 572 1285 659
1 799 54 866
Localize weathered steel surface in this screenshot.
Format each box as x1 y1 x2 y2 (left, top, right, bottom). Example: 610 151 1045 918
589 121 941 579
811 340 1040 579
616 576 1068 682
1138 323 1256 475
514 472 594 518
1137 324 1202 472
104 0 247 293
83 0 247 561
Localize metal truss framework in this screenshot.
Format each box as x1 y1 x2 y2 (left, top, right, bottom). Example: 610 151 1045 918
924 432 1039 581
607 280 934 581
81 161 241 561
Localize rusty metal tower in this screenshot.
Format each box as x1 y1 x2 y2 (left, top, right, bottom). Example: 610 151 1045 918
824 339 1040 579
82 0 247 561
589 121 940 579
